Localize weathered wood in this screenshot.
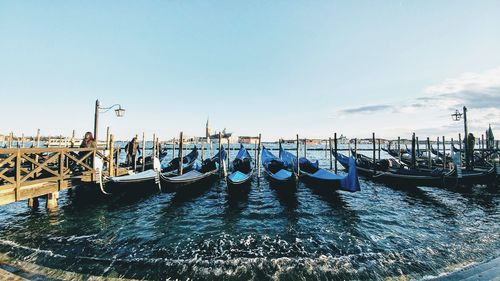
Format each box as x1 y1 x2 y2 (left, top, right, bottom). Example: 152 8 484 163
218 133 222 177
442 136 446 169
109 134 115 177
329 137 332 170
179 132 184 175
258 134 261 177
227 138 230 171
372 133 376 174
427 137 432 169
398 136 401 162
296 134 300 177
141 132 146 172
334 133 338 173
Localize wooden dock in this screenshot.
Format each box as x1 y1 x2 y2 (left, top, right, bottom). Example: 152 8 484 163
0 145 127 209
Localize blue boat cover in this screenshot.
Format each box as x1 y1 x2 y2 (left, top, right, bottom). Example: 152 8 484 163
235 145 251 161
212 147 227 163
329 152 361 192
261 146 282 165
279 147 298 171
274 169 293 180
228 170 249 182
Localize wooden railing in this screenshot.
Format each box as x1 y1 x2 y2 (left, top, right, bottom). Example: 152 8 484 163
0 147 118 206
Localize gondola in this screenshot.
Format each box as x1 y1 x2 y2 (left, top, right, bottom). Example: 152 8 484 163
227 145 253 189
161 148 225 191
161 146 199 176
106 157 163 193
297 154 360 192
261 146 296 187
335 150 496 187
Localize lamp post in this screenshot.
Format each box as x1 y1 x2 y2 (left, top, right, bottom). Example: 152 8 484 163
93 99 125 143
451 106 469 170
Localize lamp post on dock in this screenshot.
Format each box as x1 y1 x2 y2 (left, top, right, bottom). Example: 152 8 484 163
93 99 126 143
451 106 469 170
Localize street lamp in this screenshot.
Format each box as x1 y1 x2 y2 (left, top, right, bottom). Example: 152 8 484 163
93 99 125 143
451 106 469 170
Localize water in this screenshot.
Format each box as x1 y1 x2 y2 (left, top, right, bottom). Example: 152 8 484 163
0 145 498 280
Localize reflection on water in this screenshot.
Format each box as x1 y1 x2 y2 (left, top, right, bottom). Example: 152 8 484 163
0 147 498 280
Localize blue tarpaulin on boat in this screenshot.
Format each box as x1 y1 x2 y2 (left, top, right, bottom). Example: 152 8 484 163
279 147 297 170
274 169 293 180
228 170 249 182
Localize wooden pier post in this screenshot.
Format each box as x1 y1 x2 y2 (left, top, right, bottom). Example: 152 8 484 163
354 138 357 156
415 136 419 156
218 133 222 177
436 137 440 163
397 136 401 162
372 133 376 174
106 127 110 150
334 133 338 173
296 134 300 177
378 139 381 161
28 197 39 209
109 134 115 177
141 132 146 172
172 138 176 161
442 136 446 169
36 129 41 148
411 133 416 169
304 138 307 158
427 137 431 168
328 137 332 170
254 140 257 168
257 134 261 177
179 132 184 175
227 137 230 171
46 192 58 210
201 141 205 161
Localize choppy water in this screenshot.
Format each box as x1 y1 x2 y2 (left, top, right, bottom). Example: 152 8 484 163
0 145 498 280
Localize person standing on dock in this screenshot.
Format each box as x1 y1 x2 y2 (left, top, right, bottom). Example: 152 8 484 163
79 132 96 168
125 137 139 171
80 132 97 149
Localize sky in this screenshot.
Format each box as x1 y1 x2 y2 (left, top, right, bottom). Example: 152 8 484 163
1 1 499 141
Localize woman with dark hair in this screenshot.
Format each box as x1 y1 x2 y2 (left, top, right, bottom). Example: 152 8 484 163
80 132 97 148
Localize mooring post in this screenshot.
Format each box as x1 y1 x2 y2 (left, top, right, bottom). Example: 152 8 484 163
106 127 110 150
411 133 416 169
21 134 25 148
427 137 431 168
334 133 338 173
172 137 176 161
354 138 357 156
436 137 440 166
201 141 205 161
257 134 261 177
442 136 446 169
109 134 115 177
218 132 222 177
180 132 184 175
36 129 41 148
304 138 307 158
378 139 381 161
254 140 257 168
397 136 401 162
296 134 300 177
372 133 376 174
71 129 75 147
415 137 420 156
141 132 146 172
227 137 230 171
329 137 333 170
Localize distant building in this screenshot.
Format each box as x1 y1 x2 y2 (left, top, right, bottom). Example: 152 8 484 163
238 136 260 144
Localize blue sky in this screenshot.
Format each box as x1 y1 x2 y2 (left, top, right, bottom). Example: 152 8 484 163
1 1 499 141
